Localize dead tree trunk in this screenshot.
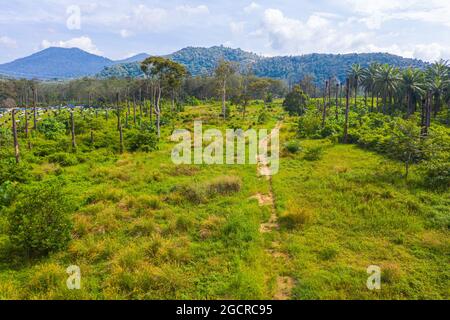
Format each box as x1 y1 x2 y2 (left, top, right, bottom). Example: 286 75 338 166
155 83 161 137
70 110 77 151
322 80 328 127
133 95 137 126
12 109 20 163
116 93 124 153
343 78 350 144
335 83 339 121
222 79 227 120
33 87 37 130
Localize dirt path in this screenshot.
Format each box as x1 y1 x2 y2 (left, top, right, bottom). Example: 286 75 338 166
253 122 295 300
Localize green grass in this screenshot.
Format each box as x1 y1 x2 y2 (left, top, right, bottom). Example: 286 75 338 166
0 100 448 300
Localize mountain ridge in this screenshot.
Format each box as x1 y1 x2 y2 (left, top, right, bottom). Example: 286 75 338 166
0 46 429 84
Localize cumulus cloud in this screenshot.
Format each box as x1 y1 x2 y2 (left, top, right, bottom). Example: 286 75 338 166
41 36 102 55
343 0 450 29
413 43 450 62
260 8 370 54
244 2 261 13
0 36 17 48
175 5 209 15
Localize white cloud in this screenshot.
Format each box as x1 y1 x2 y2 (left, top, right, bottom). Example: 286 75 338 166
244 2 261 13
120 29 133 38
343 0 450 29
413 43 450 62
175 5 209 15
230 21 245 34
0 36 17 48
41 36 102 55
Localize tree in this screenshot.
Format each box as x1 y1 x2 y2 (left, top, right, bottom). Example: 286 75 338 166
214 60 237 119
343 78 350 143
401 68 425 117
389 119 424 179
374 64 401 114
361 63 379 113
349 64 363 108
141 57 187 137
248 78 271 108
427 59 449 117
7 180 73 258
282 85 309 116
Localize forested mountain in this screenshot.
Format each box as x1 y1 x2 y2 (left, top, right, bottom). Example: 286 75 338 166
98 46 428 84
0 47 115 80
0 45 428 84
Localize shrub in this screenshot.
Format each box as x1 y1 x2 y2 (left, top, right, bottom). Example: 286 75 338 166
0 158 31 184
284 140 301 154
206 176 242 196
126 129 158 152
303 146 324 161
279 204 314 229
7 180 74 257
46 152 79 167
421 160 450 190
38 118 66 140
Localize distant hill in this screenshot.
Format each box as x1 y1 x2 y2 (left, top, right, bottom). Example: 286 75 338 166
97 46 261 79
114 53 150 64
0 47 115 80
0 45 428 84
98 46 428 85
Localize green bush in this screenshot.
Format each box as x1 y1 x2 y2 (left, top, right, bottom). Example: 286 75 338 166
126 129 159 152
38 118 66 140
304 146 324 161
284 140 302 154
422 160 450 190
7 180 73 257
46 152 79 167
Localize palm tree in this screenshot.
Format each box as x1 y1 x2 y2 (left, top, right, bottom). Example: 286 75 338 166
361 63 379 112
374 64 401 114
426 59 449 117
401 68 425 117
349 64 363 108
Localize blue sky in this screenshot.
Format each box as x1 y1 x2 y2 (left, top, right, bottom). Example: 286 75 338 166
0 0 449 63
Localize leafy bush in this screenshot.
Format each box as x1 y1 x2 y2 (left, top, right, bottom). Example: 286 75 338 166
0 158 31 185
46 152 79 167
38 118 66 140
126 129 159 152
282 85 309 116
421 160 450 190
7 180 73 257
304 146 324 161
279 204 314 229
284 140 302 154
206 176 242 196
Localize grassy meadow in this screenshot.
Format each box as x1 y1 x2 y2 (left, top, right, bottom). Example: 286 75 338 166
0 99 448 300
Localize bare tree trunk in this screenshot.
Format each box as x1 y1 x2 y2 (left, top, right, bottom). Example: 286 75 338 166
12 109 20 164
155 83 162 137
117 93 124 153
343 78 350 144
222 79 227 120
335 83 339 121
33 88 37 130
133 95 137 126
322 80 328 127
70 110 77 151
